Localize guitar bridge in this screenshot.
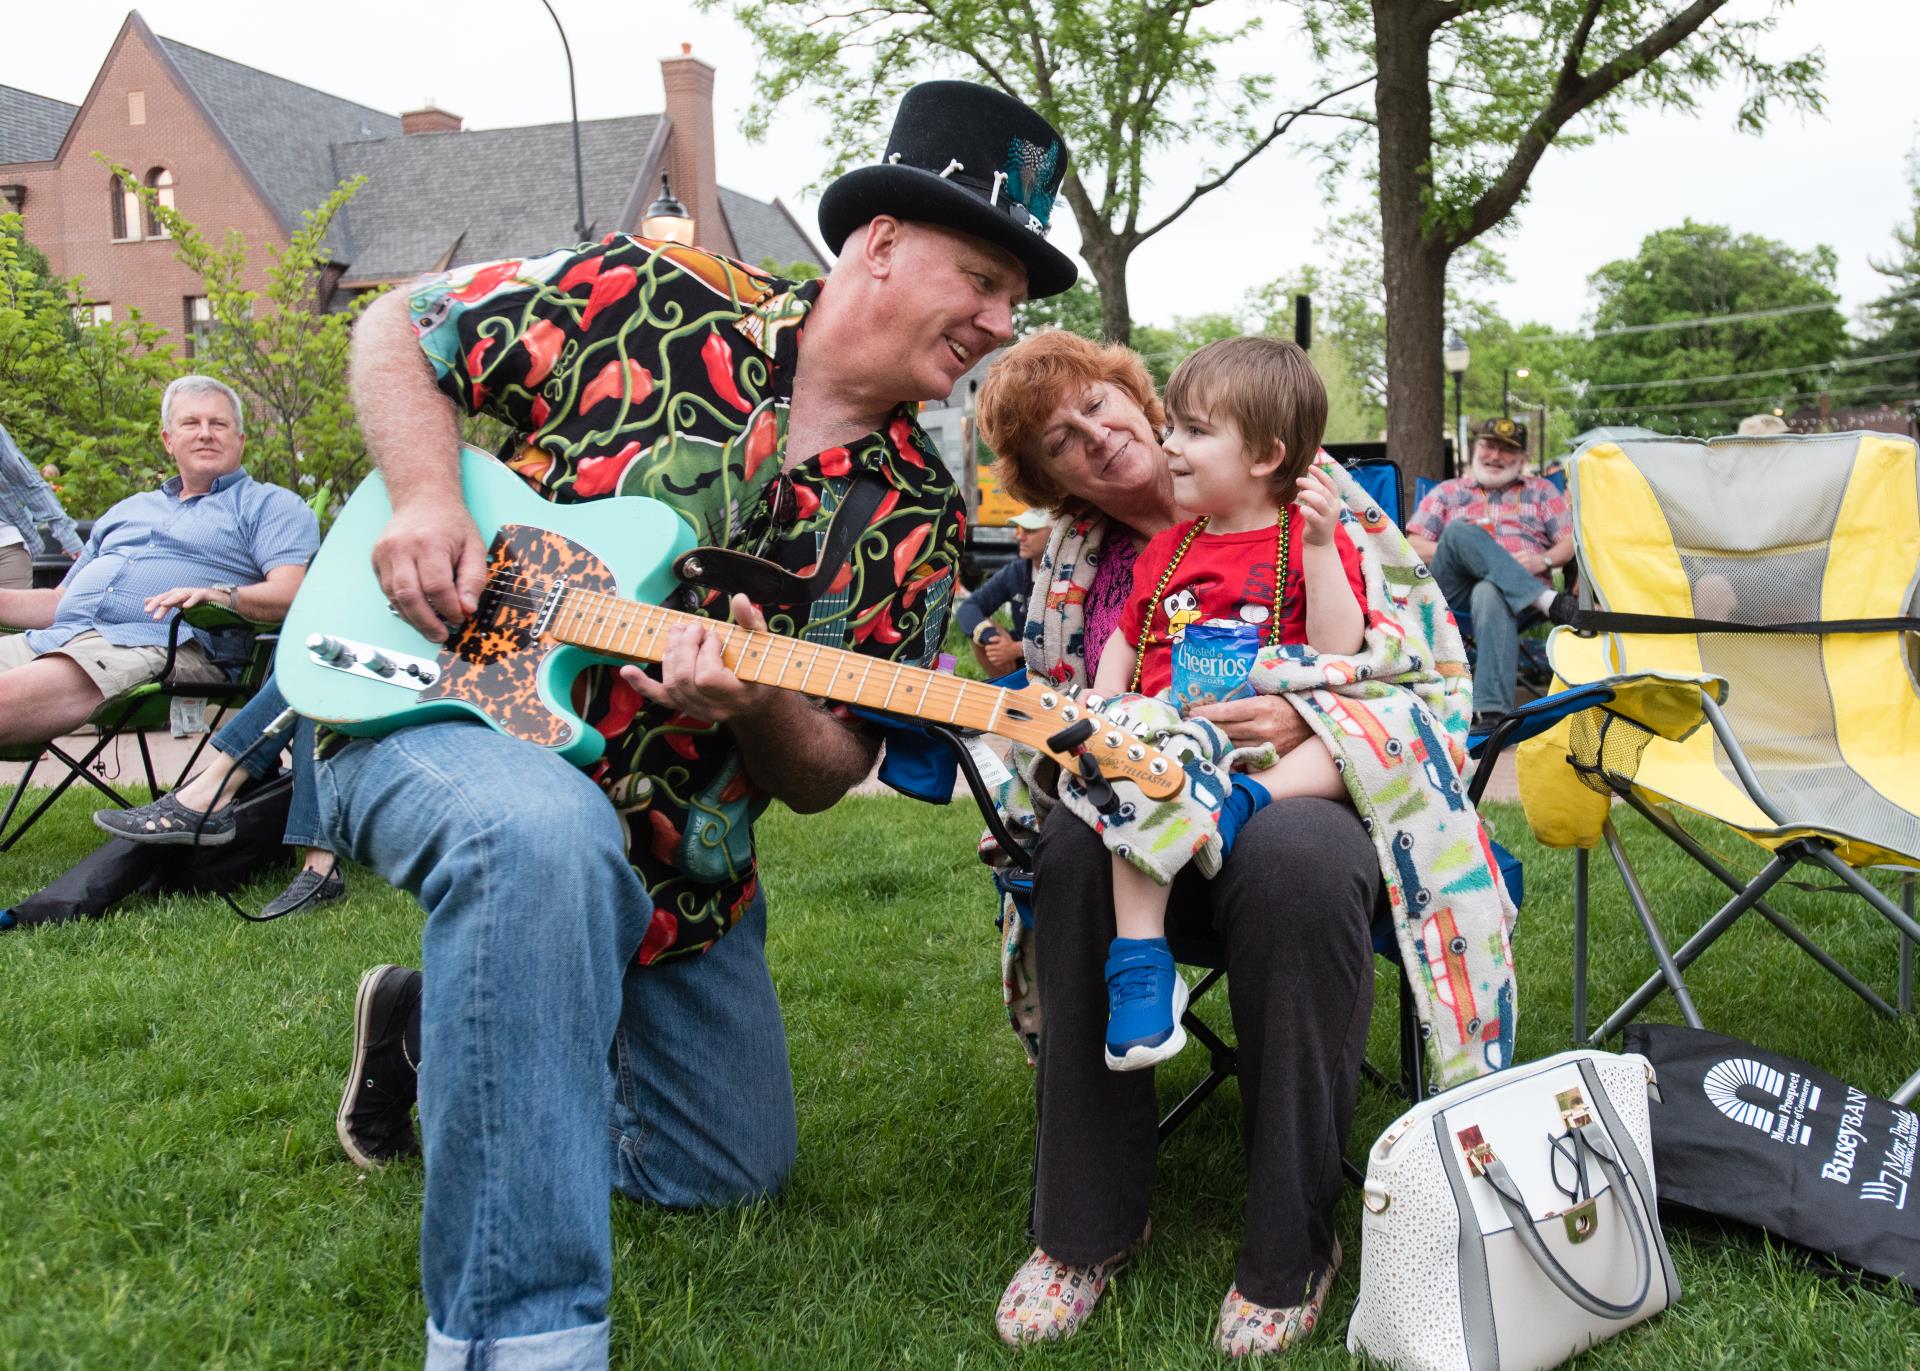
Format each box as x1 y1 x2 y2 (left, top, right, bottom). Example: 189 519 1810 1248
534 575 568 639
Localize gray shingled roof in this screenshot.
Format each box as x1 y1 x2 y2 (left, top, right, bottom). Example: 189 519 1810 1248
0 84 78 165
332 116 660 284
719 187 824 271
158 37 397 257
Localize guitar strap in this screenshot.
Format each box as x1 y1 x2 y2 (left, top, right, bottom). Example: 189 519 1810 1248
670 473 890 610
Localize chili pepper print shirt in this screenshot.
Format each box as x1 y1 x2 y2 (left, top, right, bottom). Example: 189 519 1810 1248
409 236 966 964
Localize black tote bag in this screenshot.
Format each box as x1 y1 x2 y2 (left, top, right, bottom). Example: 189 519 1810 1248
1623 1023 1917 1297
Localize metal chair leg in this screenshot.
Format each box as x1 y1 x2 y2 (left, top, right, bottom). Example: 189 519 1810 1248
1901 875 1915 1017
1629 795 1894 1018
1595 848 1798 1042
1893 1063 1920 1110
1597 817 1709 1035
1573 846 1590 1044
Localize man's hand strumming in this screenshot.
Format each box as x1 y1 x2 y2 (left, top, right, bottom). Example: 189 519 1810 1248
374 497 488 642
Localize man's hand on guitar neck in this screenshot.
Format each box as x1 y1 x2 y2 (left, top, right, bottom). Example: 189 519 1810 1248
620 594 880 813
621 594 775 723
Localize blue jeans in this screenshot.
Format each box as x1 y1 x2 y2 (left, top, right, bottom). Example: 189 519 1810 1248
209 675 320 848
1428 521 1544 716
310 721 797 1371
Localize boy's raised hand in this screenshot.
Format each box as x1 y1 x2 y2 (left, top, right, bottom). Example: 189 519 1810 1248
1294 465 1343 546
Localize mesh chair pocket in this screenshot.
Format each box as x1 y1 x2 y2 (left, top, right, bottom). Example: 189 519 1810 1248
1569 710 1657 796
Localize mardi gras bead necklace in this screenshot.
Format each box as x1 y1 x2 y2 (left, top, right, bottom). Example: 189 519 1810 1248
1129 508 1291 693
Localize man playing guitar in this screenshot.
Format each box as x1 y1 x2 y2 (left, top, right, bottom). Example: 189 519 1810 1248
321 83 1078 1369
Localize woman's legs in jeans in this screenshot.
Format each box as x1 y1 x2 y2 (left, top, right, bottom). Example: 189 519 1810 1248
1026 796 1378 1304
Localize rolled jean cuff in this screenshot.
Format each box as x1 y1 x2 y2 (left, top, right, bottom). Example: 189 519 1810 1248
425 1316 609 1371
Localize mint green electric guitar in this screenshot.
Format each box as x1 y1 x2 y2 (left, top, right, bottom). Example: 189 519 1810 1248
274 447 1183 793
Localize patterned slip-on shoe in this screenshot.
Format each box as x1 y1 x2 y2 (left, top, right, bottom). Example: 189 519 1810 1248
261 865 347 919
93 790 237 845
1216 1239 1341 1359
994 1225 1148 1346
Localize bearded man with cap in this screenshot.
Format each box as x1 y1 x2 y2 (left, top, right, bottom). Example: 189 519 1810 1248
1406 416 1578 726
956 508 1053 675
324 81 1074 1369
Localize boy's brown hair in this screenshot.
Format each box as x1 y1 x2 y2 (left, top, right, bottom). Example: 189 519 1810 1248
1164 337 1328 499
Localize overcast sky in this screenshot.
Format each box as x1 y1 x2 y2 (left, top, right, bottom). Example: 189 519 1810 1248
8 1 1917 335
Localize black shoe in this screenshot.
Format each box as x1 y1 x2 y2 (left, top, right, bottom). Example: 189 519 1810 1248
93 790 237 845
1471 710 1510 735
338 964 423 1171
261 865 347 919
1545 592 1581 627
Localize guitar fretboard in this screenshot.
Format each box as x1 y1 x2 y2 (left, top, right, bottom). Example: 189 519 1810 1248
550 585 1017 736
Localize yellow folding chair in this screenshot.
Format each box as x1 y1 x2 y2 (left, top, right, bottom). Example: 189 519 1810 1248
1515 431 1920 1106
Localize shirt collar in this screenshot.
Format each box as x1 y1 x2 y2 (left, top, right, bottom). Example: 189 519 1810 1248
162 468 249 499
731 276 823 395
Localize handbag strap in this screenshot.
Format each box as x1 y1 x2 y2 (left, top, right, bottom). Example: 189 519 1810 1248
1479 1123 1653 1321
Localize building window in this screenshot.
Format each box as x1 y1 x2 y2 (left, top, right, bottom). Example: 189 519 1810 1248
142 168 174 239
109 175 140 241
128 90 145 125
185 296 213 358
73 302 113 327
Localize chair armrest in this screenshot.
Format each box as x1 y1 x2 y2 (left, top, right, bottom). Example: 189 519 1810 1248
181 602 275 632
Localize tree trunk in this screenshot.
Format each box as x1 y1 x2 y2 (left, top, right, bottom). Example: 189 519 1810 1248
1062 174 1135 345
1079 234 1134 346
1373 0 1451 497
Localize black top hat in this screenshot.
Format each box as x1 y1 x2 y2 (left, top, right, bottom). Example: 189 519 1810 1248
1474 416 1529 451
819 81 1077 299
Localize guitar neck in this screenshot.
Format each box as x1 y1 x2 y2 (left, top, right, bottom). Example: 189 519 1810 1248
550 586 1020 738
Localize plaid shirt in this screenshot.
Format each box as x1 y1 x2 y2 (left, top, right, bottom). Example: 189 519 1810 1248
1406 473 1571 585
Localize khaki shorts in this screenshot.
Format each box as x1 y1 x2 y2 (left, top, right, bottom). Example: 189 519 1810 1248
0 542 30 590
0 629 225 700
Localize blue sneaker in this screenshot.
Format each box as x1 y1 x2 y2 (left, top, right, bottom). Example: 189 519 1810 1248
1103 937 1189 1071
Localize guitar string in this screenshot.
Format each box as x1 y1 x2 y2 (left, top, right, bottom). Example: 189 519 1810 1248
395 567 1169 771
447 569 1005 728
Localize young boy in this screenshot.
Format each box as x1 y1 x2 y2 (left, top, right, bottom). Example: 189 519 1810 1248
1091 336 1367 1070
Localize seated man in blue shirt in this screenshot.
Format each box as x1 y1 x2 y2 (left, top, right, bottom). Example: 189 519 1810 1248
0 375 318 747
956 507 1050 677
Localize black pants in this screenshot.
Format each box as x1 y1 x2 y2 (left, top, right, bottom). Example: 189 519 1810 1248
1029 795 1380 1305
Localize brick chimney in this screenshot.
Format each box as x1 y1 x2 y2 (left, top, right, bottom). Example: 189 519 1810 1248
659 45 735 256
401 103 463 135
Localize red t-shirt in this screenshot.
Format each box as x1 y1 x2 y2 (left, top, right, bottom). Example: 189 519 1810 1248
1119 512 1368 696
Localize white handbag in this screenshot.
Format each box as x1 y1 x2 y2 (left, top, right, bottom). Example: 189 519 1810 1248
1347 1049 1680 1371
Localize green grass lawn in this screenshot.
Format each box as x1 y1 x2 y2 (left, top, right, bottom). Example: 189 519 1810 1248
3 790 1917 1369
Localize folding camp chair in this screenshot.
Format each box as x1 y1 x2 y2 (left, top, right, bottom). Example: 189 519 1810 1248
1514 431 1920 1105
0 604 278 852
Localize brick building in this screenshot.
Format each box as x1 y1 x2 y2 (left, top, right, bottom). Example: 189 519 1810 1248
0 11 822 348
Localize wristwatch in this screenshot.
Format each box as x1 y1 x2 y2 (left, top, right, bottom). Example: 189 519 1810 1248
210 582 239 611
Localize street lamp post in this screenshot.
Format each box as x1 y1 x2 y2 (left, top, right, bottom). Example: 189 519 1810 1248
539 0 589 243
1444 331 1470 476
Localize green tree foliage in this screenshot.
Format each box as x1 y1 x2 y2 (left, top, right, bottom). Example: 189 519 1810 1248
760 256 824 282
708 0 1364 343
1570 221 1846 437
1297 0 1824 483
1014 279 1105 342
113 165 380 517
1850 147 1920 405
0 213 177 519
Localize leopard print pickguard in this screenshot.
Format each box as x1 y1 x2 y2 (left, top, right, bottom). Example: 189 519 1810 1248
416 524 621 746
